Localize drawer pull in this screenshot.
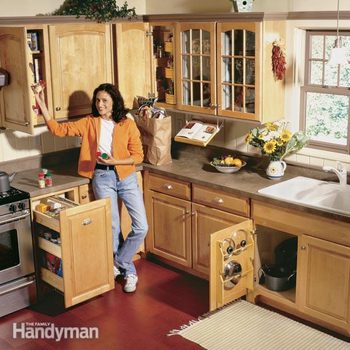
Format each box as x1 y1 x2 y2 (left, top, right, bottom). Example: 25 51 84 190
82 218 92 225
213 197 224 204
164 184 173 190
81 194 87 199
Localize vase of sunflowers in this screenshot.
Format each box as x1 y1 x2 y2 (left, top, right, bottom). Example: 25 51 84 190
246 121 309 179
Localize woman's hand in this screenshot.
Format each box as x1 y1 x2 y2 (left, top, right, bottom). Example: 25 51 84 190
30 82 51 122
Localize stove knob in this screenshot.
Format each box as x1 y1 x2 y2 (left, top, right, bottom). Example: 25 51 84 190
18 202 26 210
9 204 17 213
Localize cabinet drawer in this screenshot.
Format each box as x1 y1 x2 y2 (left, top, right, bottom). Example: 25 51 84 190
192 184 249 217
148 173 191 200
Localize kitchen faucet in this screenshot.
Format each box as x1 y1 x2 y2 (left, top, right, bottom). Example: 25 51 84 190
322 161 348 186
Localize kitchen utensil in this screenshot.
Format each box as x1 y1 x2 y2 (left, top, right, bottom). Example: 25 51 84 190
0 171 16 192
259 264 296 291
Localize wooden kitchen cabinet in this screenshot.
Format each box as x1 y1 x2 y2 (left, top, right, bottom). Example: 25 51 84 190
32 195 114 308
297 235 350 333
0 22 112 133
175 19 286 122
114 21 177 109
144 171 250 279
252 199 350 336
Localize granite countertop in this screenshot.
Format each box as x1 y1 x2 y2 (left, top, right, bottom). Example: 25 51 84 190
142 152 350 224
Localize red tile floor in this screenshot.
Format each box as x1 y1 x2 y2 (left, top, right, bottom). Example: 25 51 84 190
0 259 208 350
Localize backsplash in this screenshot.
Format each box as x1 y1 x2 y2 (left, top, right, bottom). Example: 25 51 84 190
0 112 349 173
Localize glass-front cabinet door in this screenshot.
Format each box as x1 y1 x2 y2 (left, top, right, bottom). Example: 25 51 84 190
176 23 216 115
217 22 258 121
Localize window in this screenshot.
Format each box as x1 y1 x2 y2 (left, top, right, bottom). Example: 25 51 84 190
301 31 350 153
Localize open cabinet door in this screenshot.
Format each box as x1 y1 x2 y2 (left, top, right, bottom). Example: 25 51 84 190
114 22 152 109
210 220 255 311
0 27 35 134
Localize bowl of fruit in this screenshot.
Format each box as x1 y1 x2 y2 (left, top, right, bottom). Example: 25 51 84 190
210 155 246 173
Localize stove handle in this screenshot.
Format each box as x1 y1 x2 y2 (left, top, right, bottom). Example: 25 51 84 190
0 277 35 296
0 211 30 226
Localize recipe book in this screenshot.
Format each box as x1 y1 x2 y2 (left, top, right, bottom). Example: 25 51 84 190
174 120 220 146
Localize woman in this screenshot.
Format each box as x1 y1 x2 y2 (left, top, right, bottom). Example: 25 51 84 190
32 83 148 293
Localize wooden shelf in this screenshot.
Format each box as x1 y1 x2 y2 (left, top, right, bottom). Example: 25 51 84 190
38 237 61 258
41 267 64 292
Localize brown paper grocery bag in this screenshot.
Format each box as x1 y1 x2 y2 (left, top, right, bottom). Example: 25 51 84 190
136 115 172 166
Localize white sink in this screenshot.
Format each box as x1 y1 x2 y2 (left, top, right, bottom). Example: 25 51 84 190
258 176 350 216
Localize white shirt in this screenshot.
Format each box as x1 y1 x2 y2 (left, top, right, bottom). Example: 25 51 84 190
98 118 114 161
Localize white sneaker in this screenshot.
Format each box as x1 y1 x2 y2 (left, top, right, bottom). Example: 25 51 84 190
124 274 138 293
113 266 121 279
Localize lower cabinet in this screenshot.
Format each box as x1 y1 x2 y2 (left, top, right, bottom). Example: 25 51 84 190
297 235 350 332
32 193 114 308
252 199 350 337
144 171 251 279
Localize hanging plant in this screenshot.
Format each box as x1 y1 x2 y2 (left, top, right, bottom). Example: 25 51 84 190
49 0 136 23
271 40 286 81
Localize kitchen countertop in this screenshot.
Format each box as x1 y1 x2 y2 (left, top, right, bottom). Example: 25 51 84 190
8 146 350 224
142 151 350 224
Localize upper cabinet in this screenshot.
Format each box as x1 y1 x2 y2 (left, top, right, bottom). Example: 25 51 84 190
176 19 286 122
176 22 216 115
0 23 113 134
48 23 112 119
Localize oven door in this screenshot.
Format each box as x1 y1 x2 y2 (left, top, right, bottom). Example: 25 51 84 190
0 211 34 284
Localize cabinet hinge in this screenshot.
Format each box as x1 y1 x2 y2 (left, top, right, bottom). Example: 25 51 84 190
145 31 153 37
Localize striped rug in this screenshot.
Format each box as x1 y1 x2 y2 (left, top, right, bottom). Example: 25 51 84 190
168 300 349 350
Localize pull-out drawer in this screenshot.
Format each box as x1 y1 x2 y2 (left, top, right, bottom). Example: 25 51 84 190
33 196 114 308
192 184 250 217
148 173 191 200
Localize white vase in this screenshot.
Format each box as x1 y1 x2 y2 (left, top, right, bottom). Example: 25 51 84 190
266 160 287 180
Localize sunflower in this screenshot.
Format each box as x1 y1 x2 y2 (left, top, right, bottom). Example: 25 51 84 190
263 140 277 154
245 133 253 144
280 129 292 142
265 122 278 131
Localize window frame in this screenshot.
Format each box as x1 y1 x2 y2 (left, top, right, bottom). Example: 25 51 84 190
300 30 350 154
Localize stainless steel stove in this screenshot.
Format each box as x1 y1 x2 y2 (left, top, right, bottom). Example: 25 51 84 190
0 187 36 317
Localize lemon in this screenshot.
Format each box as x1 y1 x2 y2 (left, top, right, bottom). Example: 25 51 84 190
232 158 243 167
224 156 235 165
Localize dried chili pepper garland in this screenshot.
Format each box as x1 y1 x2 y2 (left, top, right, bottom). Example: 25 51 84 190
272 41 286 81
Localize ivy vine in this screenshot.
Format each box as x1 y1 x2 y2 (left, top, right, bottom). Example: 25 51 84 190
49 0 136 22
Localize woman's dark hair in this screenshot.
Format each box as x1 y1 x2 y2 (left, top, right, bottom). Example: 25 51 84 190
91 83 129 123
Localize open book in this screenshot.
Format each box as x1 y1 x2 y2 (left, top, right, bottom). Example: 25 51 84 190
174 120 220 146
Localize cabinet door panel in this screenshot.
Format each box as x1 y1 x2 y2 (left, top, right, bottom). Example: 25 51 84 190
176 22 216 115
210 219 254 311
49 24 112 118
148 191 191 267
297 235 350 331
0 27 34 133
192 203 247 277
60 198 114 307
115 22 152 109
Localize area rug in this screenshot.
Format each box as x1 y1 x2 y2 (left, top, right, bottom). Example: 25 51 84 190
168 300 349 350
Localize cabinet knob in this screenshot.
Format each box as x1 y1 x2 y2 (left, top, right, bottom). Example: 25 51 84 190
214 197 224 204
164 184 173 190
81 194 87 199
55 107 61 111
300 245 306 250
82 218 92 225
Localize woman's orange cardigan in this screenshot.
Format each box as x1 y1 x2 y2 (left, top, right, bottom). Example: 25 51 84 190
47 116 144 180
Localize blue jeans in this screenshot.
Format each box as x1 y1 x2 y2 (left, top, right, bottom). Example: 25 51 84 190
92 170 148 276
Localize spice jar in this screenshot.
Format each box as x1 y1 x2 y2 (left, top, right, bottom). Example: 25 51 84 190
45 172 53 187
38 172 45 189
